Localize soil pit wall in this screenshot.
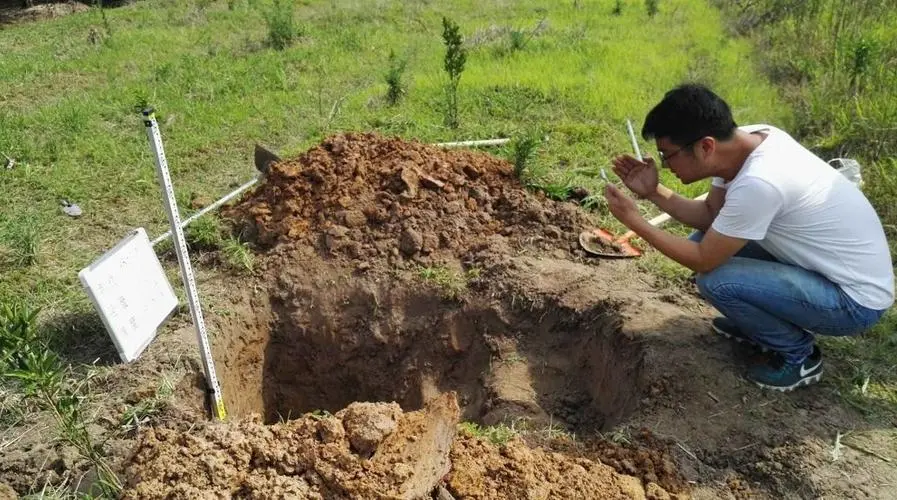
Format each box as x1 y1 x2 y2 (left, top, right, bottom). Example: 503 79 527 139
216 266 644 433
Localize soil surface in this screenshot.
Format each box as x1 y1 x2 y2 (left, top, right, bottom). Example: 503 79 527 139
1 132 895 499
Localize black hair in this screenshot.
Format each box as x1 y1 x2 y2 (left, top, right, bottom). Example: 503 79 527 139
641 83 737 146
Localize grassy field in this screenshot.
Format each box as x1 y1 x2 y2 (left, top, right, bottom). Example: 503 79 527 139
0 0 787 313
1 0 895 493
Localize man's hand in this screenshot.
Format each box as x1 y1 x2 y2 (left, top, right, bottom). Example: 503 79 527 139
604 183 643 227
611 154 658 199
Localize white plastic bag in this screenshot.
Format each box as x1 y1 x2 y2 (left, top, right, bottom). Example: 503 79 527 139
828 158 863 188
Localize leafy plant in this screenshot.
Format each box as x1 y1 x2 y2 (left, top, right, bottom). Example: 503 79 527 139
646 0 659 17
509 29 527 52
441 16 467 129
612 0 623 15
0 303 121 496
266 0 300 50
384 49 407 105
510 135 540 178
847 37 876 94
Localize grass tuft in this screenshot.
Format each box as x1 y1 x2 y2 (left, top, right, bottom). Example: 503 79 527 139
459 421 519 445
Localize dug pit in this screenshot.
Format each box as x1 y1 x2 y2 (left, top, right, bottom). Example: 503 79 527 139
215 256 645 433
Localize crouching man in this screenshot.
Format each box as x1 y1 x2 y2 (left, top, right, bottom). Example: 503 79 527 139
603 83 894 391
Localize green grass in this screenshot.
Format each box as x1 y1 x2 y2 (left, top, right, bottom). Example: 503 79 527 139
0 0 786 313
417 265 480 300
459 421 519 445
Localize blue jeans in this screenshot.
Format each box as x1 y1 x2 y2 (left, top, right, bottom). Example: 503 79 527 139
689 231 886 363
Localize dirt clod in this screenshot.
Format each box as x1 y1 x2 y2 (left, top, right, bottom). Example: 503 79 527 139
124 394 460 500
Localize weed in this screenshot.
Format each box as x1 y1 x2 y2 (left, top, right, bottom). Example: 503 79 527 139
0 217 40 268
612 0 623 16
441 16 467 129
120 376 175 435
0 302 121 496
222 236 255 273
384 49 408 105
458 421 518 445
509 29 527 52
185 215 224 252
266 0 300 51
580 193 606 212
94 0 113 41
510 135 540 178
645 0 659 17
847 37 876 94
418 266 478 299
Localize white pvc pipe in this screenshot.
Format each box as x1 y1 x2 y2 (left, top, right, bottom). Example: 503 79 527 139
151 175 260 247
435 138 510 148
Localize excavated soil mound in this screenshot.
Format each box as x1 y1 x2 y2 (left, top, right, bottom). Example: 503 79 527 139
227 132 599 267
123 393 682 500
124 394 460 499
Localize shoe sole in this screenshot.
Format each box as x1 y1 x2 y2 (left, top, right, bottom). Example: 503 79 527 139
750 370 823 392
711 324 770 353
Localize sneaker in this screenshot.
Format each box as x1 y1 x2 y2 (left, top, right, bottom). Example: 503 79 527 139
711 317 769 352
746 346 823 392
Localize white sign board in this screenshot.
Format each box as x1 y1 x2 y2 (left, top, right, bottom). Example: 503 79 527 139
78 227 178 362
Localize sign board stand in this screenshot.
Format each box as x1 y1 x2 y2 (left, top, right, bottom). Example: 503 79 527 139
78 228 178 363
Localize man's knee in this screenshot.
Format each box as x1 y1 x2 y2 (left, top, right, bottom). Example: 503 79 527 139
695 260 745 300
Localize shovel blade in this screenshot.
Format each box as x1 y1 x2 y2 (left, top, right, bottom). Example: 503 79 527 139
254 144 281 174
579 229 641 258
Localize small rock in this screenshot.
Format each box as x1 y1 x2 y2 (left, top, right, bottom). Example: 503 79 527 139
646 482 671 500
337 401 402 457
400 167 419 198
316 417 346 445
418 172 445 190
327 225 350 238
399 228 423 256
462 164 480 179
445 201 462 215
343 210 367 228
544 225 562 239
60 199 82 217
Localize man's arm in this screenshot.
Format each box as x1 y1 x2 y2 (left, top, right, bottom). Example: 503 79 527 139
645 184 725 232
627 219 747 273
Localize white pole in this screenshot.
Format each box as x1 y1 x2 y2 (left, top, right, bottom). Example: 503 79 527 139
626 119 643 161
142 108 227 421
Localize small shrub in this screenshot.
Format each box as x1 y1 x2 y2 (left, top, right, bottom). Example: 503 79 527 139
509 29 527 52
847 37 876 93
646 0 659 17
441 17 467 129
384 49 407 105
510 135 540 178
612 0 623 15
267 0 299 50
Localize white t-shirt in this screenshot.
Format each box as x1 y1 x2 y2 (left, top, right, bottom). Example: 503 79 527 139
711 124 895 310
